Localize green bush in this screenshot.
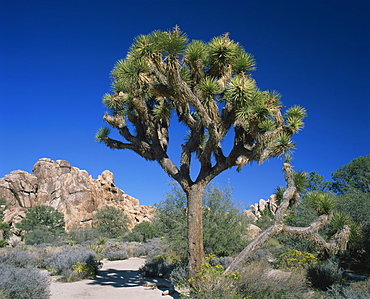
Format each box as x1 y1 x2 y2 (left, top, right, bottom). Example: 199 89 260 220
306 258 343 290
0 263 50 299
104 250 129 261
235 260 309 299
16 205 65 233
324 283 370 299
0 249 39 268
93 206 130 238
43 246 100 277
277 249 318 270
186 261 241 299
138 255 174 278
124 220 163 242
24 228 63 245
66 227 101 245
156 182 250 257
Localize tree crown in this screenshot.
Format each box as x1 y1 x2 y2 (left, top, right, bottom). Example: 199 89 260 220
97 27 306 189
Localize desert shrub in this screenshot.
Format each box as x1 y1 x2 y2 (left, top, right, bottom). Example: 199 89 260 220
208 255 233 269
124 220 163 242
0 249 39 268
44 246 99 276
24 228 63 245
0 263 50 299
104 250 129 261
168 260 188 286
67 227 101 244
185 261 241 299
92 206 130 238
235 260 310 299
157 183 250 258
132 237 166 257
324 282 370 299
306 258 343 291
0 239 7 248
0 222 11 243
277 249 318 270
138 254 175 278
16 205 65 233
59 262 96 282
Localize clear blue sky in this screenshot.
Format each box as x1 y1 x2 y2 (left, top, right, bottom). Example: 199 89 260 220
1 0 369 208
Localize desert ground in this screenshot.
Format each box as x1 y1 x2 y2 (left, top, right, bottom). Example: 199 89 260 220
50 257 179 299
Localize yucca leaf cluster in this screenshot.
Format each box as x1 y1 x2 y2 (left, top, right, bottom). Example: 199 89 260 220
98 27 307 174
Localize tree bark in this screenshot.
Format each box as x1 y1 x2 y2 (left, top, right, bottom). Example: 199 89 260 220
187 183 206 278
225 163 351 273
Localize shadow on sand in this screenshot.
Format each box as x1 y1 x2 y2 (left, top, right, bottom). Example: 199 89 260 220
88 268 180 298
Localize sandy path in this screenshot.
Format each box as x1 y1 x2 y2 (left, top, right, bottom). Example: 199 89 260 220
50 257 179 299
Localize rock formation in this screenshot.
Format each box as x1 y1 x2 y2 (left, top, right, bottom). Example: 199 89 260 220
0 158 156 235
244 194 279 222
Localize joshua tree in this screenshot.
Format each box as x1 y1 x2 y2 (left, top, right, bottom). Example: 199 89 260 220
96 27 307 277
226 162 351 273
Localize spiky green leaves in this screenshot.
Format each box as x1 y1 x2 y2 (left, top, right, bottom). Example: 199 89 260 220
207 34 240 66
285 105 307 133
199 77 222 100
129 28 188 61
95 127 110 142
258 118 276 131
111 59 150 93
129 33 160 60
232 52 256 74
152 100 173 124
224 75 255 105
273 132 295 154
161 29 188 58
185 40 208 63
102 93 123 114
306 192 335 216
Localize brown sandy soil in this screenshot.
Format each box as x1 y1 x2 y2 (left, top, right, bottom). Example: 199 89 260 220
50 257 180 299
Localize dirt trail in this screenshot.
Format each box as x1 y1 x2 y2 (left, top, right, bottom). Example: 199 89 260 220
50 257 179 299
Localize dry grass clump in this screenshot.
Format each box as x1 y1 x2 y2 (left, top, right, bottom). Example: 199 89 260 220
236 260 312 299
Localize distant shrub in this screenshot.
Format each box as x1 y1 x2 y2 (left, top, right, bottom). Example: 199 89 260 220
306 258 343 291
124 220 163 242
186 262 241 299
0 239 7 248
324 283 370 299
168 260 188 286
93 206 130 238
58 261 95 282
104 250 129 261
0 263 50 299
16 205 65 233
132 238 166 257
44 246 99 276
0 249 39 268
24 228 63 245
235 260 309 299
277 249 318 270
67 227 100 244
138 255 174 278
208 255 233 269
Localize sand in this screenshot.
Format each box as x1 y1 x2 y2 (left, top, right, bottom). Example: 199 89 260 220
49 257 179 299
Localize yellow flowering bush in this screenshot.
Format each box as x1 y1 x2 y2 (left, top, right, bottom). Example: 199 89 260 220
277 249 318 270
72 262 95 276
185 254 244 299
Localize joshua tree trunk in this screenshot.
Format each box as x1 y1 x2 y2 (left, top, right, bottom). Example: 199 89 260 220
226 163 351 273
186 183 206 278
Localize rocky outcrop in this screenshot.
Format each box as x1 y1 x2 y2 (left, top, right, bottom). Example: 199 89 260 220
244 194 279 222
0 158 156 233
